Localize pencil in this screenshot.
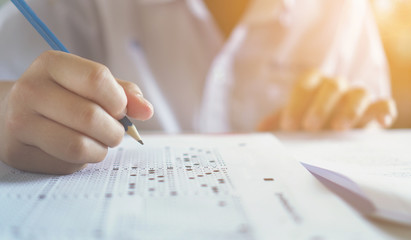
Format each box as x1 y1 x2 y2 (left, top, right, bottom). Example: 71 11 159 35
11 0 144 145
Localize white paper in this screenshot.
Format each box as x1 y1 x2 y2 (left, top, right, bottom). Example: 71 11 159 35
278 129 411 225
0 134 390 239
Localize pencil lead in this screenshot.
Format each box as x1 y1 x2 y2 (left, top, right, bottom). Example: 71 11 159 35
138 140 144 145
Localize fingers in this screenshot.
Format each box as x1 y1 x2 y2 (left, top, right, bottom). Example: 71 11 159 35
302 77 346 131
3 143 86 175
23 80 124 148
279 71 346 131
357 99 397 128
330 88 371 131
280 70 321 131
116 79 154 121
12 114 108 165
33 51 127 119
261 68 395 132
0 51 154 174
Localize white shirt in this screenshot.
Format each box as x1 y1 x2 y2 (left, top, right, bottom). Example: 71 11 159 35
0 0 391 133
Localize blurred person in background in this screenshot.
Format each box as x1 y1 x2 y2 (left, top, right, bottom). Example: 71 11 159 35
0 0 397 173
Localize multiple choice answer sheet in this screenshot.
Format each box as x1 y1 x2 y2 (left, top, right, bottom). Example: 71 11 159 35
0 134 390 240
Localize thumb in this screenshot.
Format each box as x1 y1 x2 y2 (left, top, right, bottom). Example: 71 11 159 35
116 79 154 121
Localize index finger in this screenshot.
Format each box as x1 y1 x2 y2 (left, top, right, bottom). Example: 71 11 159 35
36 51 127 119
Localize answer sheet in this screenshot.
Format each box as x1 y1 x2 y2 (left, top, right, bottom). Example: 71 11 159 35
0 134 389 239
278 130 411 225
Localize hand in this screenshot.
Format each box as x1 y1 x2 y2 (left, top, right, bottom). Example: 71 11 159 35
257 69 397 132
0 51 153 174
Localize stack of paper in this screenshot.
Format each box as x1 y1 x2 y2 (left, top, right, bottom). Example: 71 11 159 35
277 130 411 226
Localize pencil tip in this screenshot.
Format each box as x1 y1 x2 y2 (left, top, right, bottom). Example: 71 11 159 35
138 140 144 145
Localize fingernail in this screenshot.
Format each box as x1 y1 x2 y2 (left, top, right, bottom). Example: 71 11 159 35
137 94 150 105
137 95 154 119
